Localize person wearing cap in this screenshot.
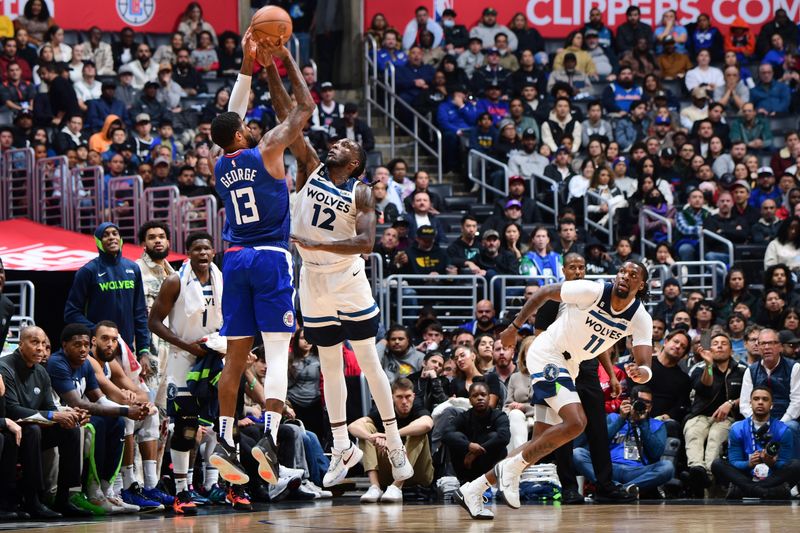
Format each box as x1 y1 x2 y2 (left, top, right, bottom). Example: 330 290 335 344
679 87 710 130
123 43 159 91
508 127 548 181
657 35 692 80
730 102 772 152
547 52 593 96
441 8 469 52
471 48 511 97
401 5 443 51
729 179 760 226
601 66 644 115
476 228 519 280
581 30 613 81
751 62 791 116
115 63 139 109
475 80 510 125
401 225 454 279
85 78 129 131
132 81 167 128
156 62 186 115
329 102 375 152
494 174 540 224
584 238 614 275
544 143 578 187
685 49 724 92
131 113 154 162
469 8 518 51
750 166 782 209
615 99 649 152
615 5 654 53
36 62 80 128
457 37 484 79
541 97 582 154
482 197 525 237
779 330 800 359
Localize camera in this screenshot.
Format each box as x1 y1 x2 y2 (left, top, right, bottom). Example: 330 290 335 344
754 424 781 456
632 399 647 414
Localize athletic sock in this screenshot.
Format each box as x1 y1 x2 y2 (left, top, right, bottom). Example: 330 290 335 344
122 464 136 490
175 477 189 494
476 475 492 491
331 425 350 451
173 450 190 493
265 411 282 442
143 460 158 490
204 467 220 491
187 468 195 489
505 453 530 476
383 418 403 451
113 474 123 495
219 416 235 447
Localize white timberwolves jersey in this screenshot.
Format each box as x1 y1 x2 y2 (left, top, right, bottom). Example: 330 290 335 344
537 280 652 377
168 262 223 348
292 164 360 268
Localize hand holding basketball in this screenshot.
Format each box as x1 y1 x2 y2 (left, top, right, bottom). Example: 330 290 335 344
251 5 293 48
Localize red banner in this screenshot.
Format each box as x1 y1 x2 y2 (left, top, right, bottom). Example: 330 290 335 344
0 0 239 34
0 219 185 271
365 0 800 39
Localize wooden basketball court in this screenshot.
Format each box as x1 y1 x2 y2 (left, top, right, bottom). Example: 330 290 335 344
1 500 798 532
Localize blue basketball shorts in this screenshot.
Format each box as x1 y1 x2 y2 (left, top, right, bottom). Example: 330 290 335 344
220 246 296 337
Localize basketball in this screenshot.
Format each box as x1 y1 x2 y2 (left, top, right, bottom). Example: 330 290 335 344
250 6 293 47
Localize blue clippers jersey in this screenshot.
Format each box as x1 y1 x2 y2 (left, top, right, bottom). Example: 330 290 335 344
214 147 290 248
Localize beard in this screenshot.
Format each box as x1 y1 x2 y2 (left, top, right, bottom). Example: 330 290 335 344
619 78 634 89
146 247 170 261
614 286 631 299
247 132 258 148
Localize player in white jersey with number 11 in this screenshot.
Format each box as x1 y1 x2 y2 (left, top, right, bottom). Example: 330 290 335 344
456 261 655 519
260 62 414 489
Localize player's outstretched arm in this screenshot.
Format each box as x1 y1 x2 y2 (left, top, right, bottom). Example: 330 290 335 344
291 182 376 255
258 46 314 171
263 54 319 191
499 283 563 348
228 29 257 120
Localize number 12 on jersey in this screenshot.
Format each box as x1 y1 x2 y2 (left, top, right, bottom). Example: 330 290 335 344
311 203 336 230
582 334 604 354
231 187 260 225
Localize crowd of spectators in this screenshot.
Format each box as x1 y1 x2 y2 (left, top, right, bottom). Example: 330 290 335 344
4 0 800 519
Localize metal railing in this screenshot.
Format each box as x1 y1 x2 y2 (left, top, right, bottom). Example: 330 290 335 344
175 195 218 254
0 148 34 220
142 186 181 243
530 173 559 225
699 229 735 267
583 190 614 246
33 156 70 229
382 274 487 328
639 210 673 257
467 149 508 203
106 175 143 244
71 166 104 234
669 261 726 298
365 253 384 300
492 275 557 319
215 208 227 252
2 280 35 347
363 36 443 181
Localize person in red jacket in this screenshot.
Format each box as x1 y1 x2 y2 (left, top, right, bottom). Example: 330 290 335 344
599 359 628 413
725 17 756 59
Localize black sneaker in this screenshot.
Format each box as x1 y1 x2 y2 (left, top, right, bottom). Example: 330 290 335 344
251 433 279 485
687 466 710 498
561 487 585 504
594 483 636 503
725 484 743 500
209 440 250 485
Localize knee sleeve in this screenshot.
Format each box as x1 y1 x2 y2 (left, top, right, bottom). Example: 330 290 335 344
318 343 347 423
261 332 291 402
350 338 394 419
124 418 135 438
171 416 199 452
135 413 160 443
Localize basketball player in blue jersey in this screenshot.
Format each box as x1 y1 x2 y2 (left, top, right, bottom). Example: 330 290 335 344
456 262 655 519
207 34 315 486
260 57 414 486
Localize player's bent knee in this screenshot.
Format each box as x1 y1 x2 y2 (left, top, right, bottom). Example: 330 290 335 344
172 418 199 452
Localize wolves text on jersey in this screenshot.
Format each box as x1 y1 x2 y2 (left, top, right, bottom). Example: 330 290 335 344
306 183 352 214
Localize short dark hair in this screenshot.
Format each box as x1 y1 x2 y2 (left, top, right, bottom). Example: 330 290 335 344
630 384 651 399
61 323 91 343
461 214 478 226
138 221 171 243
424 350 444 362
392 377 414 392
350 142 367 178
415 5 428 14
186 231 214 251
179 164 195 175
210 111 243 150
469 379 490 394
386 324 409 340
93 320 119 335
751 385 773 399
626 5 640 15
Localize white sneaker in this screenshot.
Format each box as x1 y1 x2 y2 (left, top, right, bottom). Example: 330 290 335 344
388 447 413 482
360 484 383 503
455 482 494 520
269 469 303 502
91 495 127 514
380 484 403 503
106 495 140 514
302 479 333 499
323 444 363 487
494 459 521 509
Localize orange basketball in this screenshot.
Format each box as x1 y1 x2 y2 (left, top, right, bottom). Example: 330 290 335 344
251 6 293 47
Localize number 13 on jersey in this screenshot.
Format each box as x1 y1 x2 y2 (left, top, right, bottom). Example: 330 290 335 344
231 187 260 224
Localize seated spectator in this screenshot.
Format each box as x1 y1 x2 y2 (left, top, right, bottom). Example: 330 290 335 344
377 30 407 73
190 31 219 73
387 157 415 200
492 119 521 162
82 27 114 75
751 63 790 116
436 86 477 174
402 5 443 50
442 381 509 482
350 378 434 503
74 62 102 112
406 191 447 246
730 102 771 151
519 226 563 282
0 38 32 83
616 5 653 52
503 336 534 449
687 14 723 61
401 224 454 279
217 31 242 77
373 181 399 224
615 99 650 152
133 81 168 127
654 9 688 54
713 386 800 499
652 278 687 327
541 98 582 154
730 179 760 226
651 330 692 431
685 49 723 92
581 101 614 147
765 216 800 272
124 43 159 91
395 45 435 111
582 7 614 50
471 50 510 97
713 66 750 114
456 37 483 79
418 30 444 67
173 47 208 96
584 239 615 275
487 338 516 388
85 80 129 132
53 114 87 154
574 385 673 498
14 0 54 46
329 103 375 152
408 351 450 412
470 8 517 50
703 190 749 265
492 33 518 72
88 114 122 153
602 66 643 116
750 166 782 209
1 61 35 116
371 165 404 215
115 65 139 109
675 189 712 261
752 199 782 243
377 325 425 383
680 87 710 130
620 37 659 82
152 31 184 65
155 63 186 118
44 25 71 62
177 2 218 50
657 36 691 80
440 9 469 54
459 300 499 337
553 31 596 77
402 171 442 214
446 215 481 274
584 29 614 80
683 333 746 496
548 52 593 96
586 166 628 228
725 17 756 59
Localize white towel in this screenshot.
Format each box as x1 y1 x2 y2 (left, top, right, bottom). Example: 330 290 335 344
178 260 223 330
